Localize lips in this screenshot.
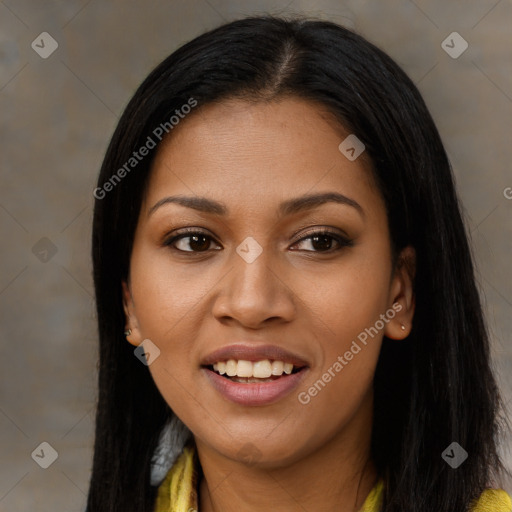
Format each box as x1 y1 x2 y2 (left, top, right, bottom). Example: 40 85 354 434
200 343 309 406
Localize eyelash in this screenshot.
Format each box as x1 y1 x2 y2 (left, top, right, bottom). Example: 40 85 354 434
163 227 354 254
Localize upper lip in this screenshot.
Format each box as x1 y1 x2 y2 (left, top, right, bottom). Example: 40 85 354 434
201 343 309 368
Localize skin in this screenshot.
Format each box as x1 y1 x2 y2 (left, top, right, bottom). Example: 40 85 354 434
122 97 415 512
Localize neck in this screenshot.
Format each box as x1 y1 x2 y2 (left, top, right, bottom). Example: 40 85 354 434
196 400 377 512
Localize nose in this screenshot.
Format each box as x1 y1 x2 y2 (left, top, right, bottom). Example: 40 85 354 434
211 245 296 329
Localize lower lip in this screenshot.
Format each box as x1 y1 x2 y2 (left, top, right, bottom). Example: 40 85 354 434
202 367 308 406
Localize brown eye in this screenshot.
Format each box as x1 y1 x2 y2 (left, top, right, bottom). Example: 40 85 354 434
165 231 221 253
179 234 211 252
291 230 353 253
310 234 335 251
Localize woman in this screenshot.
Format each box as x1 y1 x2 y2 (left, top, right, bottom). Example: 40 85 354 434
87 16 511 512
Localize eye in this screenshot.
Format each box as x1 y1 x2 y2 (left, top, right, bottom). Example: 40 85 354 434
290 229 353 253
164 230 221 253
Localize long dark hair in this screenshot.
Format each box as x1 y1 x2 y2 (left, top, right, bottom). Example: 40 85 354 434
88 15 507 511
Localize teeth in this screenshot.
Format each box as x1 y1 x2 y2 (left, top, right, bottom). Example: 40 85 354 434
271 360 284 375
226 359 237 377
211 359 300 378
253 360 272 378
236 360 253 377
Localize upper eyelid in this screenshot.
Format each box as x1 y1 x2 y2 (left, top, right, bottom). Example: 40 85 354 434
291 225 350 240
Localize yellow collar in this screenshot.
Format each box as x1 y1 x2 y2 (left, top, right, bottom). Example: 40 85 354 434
155 444 511 512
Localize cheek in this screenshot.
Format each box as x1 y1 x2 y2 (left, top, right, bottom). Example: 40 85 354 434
297 244 392 352
129 243 218 339
296 239 391 404
294 284 387 440
127 245 219 401
127 247 208 420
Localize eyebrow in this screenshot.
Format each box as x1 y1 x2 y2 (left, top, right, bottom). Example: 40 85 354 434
148 192 364 219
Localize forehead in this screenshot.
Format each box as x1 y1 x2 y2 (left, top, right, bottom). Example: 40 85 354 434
144 97 381 218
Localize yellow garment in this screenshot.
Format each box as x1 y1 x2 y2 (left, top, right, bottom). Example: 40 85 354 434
155 444 512 512
154 444 198 512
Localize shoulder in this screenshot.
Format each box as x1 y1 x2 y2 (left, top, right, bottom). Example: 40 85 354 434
471 488 512 511
360 479 512 512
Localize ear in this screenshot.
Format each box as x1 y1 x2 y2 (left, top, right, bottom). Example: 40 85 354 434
384 245 416 340
122 280 142 347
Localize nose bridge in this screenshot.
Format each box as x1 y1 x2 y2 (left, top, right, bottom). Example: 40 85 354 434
231 241 277 304
212 239 295 325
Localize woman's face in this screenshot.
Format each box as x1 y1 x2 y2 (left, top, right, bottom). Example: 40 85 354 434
123 97 414 468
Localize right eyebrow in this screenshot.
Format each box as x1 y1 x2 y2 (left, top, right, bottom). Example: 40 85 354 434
148 195 227 217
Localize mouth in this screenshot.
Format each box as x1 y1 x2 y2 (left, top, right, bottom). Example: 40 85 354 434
201 348 309 406
200 344 310 405
204 359 306 383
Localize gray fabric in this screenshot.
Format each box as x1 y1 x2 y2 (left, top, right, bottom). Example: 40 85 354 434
150 415 192 487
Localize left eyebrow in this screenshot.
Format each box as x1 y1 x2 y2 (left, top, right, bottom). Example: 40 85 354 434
147 191 364 219
278 192 365 219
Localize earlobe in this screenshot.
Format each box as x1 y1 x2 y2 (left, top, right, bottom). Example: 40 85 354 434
122 280 141 346
384 246 416 340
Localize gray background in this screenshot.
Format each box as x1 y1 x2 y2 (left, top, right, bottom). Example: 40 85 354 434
1 1 511 510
